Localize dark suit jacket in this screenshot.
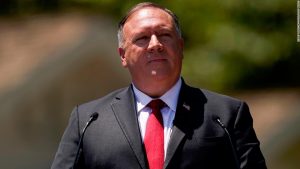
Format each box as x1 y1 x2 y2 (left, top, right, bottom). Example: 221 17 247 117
51 81 267 169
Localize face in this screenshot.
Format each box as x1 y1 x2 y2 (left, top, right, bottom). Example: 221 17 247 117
119 7 184 93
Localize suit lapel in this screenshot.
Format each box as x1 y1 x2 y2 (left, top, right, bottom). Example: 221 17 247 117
164 82 206 169
164 123 185 169
111 86 148 169
164 100 190 169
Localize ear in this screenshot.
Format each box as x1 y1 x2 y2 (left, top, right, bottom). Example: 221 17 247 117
118 47 127 67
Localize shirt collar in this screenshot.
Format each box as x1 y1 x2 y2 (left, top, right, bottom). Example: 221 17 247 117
132 78 182 112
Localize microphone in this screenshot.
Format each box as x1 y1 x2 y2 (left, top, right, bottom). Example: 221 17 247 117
215 117 240 169
72 112 99 169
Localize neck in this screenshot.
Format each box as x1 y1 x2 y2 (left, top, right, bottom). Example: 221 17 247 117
132 77 180 98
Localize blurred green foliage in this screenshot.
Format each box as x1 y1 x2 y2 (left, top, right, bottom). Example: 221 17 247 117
1 0 299 91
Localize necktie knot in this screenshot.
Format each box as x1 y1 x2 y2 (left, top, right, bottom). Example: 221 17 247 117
148 99 165 112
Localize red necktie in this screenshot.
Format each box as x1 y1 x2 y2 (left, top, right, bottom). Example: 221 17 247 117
144 99 165 169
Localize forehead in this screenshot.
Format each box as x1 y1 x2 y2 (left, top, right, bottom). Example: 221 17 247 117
123 7 174 33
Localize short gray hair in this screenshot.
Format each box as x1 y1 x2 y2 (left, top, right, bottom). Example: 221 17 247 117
117 2 182 47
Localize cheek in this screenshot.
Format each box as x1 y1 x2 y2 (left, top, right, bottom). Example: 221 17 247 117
127 49 144 63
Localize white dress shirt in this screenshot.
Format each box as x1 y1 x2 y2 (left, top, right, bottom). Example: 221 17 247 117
132 78 182 159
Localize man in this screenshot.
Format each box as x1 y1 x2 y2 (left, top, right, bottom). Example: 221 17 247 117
51 2 267 169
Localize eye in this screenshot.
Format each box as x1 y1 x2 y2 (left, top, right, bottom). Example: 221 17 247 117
132 35 150 46
138 36 148 40
158 33 172 41
134 35 149 42
160 33 171 37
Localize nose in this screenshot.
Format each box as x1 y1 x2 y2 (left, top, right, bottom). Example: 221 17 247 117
148 34 163 52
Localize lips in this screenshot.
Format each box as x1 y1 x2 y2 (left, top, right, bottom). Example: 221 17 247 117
147 58 167 65
149 58 166 62
146 53 167 63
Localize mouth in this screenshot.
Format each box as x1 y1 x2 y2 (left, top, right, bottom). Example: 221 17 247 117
148 58 167 63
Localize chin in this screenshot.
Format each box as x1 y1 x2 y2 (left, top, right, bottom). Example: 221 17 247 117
150 72 173 81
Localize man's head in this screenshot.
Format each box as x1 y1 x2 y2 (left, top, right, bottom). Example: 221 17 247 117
118 2 184 97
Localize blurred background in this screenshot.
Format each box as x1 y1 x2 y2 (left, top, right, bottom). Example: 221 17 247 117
0 0 299 169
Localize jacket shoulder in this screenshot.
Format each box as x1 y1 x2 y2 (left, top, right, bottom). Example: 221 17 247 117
183 83 242 104
183 84 245 114
201 88 242 104
76 87 130 115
